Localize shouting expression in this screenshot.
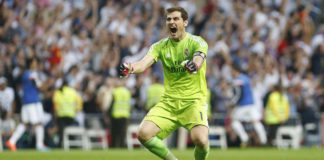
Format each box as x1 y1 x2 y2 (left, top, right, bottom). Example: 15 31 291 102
166 11 188 41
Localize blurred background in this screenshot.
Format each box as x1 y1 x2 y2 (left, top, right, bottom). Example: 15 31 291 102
0 0 323 150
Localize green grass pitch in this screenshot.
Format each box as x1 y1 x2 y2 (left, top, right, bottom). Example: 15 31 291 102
0 148 323 160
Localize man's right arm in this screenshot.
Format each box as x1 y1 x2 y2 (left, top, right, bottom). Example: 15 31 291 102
119 41 160 77
129 54 155 74
119 54 155 77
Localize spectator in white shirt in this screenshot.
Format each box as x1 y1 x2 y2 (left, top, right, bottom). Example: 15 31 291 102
0 77 14 120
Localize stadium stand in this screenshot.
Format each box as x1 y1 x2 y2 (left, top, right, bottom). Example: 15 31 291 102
0 0 323 150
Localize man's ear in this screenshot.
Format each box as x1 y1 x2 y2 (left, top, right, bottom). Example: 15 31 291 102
184 20 188 27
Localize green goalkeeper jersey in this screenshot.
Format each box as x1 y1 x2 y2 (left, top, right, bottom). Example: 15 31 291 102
148 32 208 100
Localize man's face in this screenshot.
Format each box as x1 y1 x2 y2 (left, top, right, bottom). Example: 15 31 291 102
166 11 187 40
30 59 38 70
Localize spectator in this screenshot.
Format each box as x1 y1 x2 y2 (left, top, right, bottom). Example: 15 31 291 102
319 76 324 146
264 84 290 146
310 43 324 76
0 77 14 121
0 76 16 139
110 79 132 148
96 77 114 114
52 79 83 148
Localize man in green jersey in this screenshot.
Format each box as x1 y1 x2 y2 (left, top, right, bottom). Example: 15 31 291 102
119 7 209 160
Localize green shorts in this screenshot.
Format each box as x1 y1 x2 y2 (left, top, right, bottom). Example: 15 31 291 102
144 98 209 139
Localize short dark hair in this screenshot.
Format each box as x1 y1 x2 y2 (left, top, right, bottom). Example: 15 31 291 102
26 57 39 69
166 7 188 21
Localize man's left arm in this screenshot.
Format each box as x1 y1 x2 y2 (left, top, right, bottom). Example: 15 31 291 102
184 36 208 73
192 52 206 69
183 36 208 73
182 52 206 73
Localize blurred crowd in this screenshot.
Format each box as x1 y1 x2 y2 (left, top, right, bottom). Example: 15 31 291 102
0 0 323 148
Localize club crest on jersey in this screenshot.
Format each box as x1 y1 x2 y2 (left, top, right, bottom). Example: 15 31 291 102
184 48 189 57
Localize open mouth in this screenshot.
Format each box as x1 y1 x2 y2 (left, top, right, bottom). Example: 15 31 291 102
170 27 177 33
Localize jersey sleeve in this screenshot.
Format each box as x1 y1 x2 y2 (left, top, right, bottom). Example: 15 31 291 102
147 42 160 62
192 36 208 56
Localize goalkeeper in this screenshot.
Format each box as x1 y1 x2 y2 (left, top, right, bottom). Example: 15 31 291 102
119 7 209 160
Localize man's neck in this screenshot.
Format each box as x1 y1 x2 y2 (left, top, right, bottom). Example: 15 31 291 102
170 32 187 42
